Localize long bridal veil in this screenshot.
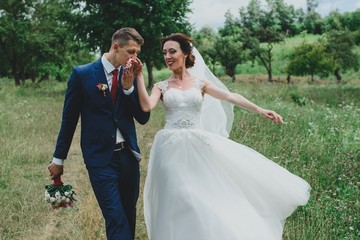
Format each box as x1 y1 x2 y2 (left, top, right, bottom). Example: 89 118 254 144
188 46 234 137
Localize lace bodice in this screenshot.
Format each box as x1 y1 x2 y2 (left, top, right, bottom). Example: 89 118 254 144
157 79 203 130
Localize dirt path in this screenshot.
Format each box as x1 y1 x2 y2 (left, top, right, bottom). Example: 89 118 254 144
34 127 89 240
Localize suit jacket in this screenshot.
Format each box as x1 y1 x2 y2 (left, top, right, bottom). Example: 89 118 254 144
53 58 150 167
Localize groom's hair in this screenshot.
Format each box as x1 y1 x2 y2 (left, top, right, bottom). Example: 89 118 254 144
112 27 144 47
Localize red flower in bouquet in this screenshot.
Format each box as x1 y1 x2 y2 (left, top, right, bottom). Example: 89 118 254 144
45 176 77 209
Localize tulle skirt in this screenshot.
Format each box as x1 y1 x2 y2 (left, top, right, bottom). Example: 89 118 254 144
144 128 311 240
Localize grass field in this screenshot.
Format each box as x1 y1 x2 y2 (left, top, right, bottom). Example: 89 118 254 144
0 74 359 239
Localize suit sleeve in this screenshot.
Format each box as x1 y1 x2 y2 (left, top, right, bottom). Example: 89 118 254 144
53 68 82 160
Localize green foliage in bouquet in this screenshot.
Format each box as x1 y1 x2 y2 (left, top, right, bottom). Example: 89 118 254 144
44 176 77 209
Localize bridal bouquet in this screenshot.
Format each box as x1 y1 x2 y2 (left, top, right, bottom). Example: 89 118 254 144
45 176 77 209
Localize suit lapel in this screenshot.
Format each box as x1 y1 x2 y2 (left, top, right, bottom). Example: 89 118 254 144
94 59 112 105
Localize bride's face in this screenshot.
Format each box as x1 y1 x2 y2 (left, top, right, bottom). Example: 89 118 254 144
163 41 186 71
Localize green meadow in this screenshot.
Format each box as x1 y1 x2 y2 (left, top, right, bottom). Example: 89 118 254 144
0 74 358 239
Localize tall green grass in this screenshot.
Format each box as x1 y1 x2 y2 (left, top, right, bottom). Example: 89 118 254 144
0 76 359 239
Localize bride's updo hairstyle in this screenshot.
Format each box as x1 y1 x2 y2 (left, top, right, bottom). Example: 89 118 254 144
160 33 196 68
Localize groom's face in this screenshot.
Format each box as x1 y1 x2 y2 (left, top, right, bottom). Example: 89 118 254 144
115 40 141 67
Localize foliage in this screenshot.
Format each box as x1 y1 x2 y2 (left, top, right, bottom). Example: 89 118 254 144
266 0 303 36
68 0 192 87
323 29 359 82
287 42 334 81
1 0 359 86
191 0 358 82
323 10 345 31
0 0 93 85
214 35 244 82
303 0 323 34
0 0 35 85
323 9 360 32
214 11 245 81
236 0 289 82
290 92 307 106
193 26 219 74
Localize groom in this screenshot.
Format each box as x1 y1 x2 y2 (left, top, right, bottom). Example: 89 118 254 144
47 27 150 240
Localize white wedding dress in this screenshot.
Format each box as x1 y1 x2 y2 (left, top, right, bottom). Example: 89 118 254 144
144 79 311 240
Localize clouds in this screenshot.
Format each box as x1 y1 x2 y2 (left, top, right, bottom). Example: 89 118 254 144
189 0 241 29
188 0 360 30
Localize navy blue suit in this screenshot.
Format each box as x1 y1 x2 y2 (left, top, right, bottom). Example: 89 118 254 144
53 58 150 239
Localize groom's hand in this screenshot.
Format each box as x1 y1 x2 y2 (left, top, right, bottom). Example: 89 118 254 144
48 162 64 180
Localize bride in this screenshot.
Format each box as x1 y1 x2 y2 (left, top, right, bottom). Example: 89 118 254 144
129 33 311 239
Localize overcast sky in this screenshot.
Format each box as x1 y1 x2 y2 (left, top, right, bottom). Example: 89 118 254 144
188 0 360 30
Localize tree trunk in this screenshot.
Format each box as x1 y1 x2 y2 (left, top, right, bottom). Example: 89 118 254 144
146 60 154 89
267 46 273 83
12 68 21 86
334 68 342 83
10 60 21 86
14 76 21 86
257 49 272 83
231 75 236 82
268 70 273 83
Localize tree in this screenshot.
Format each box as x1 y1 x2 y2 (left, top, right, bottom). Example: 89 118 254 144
0 0 92 85
323 10 344 31
340 9 360 32
0 0 34 85
214 35 244 82
238 0 285 82
266 0 301 36
287 42 334 82
192 26 219 74
324 29 359 82
70 0 192 87
303 0 323 34
215 11 245 81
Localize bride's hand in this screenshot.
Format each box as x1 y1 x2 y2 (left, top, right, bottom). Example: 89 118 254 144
132 57 143 75
260 109 284 124
122 57 143 89
125 57 142 74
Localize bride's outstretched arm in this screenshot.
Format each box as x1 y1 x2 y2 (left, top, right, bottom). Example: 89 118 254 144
203 79 284 124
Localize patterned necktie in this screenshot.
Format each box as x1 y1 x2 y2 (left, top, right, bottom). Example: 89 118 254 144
111 68 119 103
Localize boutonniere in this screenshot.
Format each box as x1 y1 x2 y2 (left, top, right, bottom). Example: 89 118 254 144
97 83 108 96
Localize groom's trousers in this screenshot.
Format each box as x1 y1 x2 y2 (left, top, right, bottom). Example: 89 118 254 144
86 147 140 240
